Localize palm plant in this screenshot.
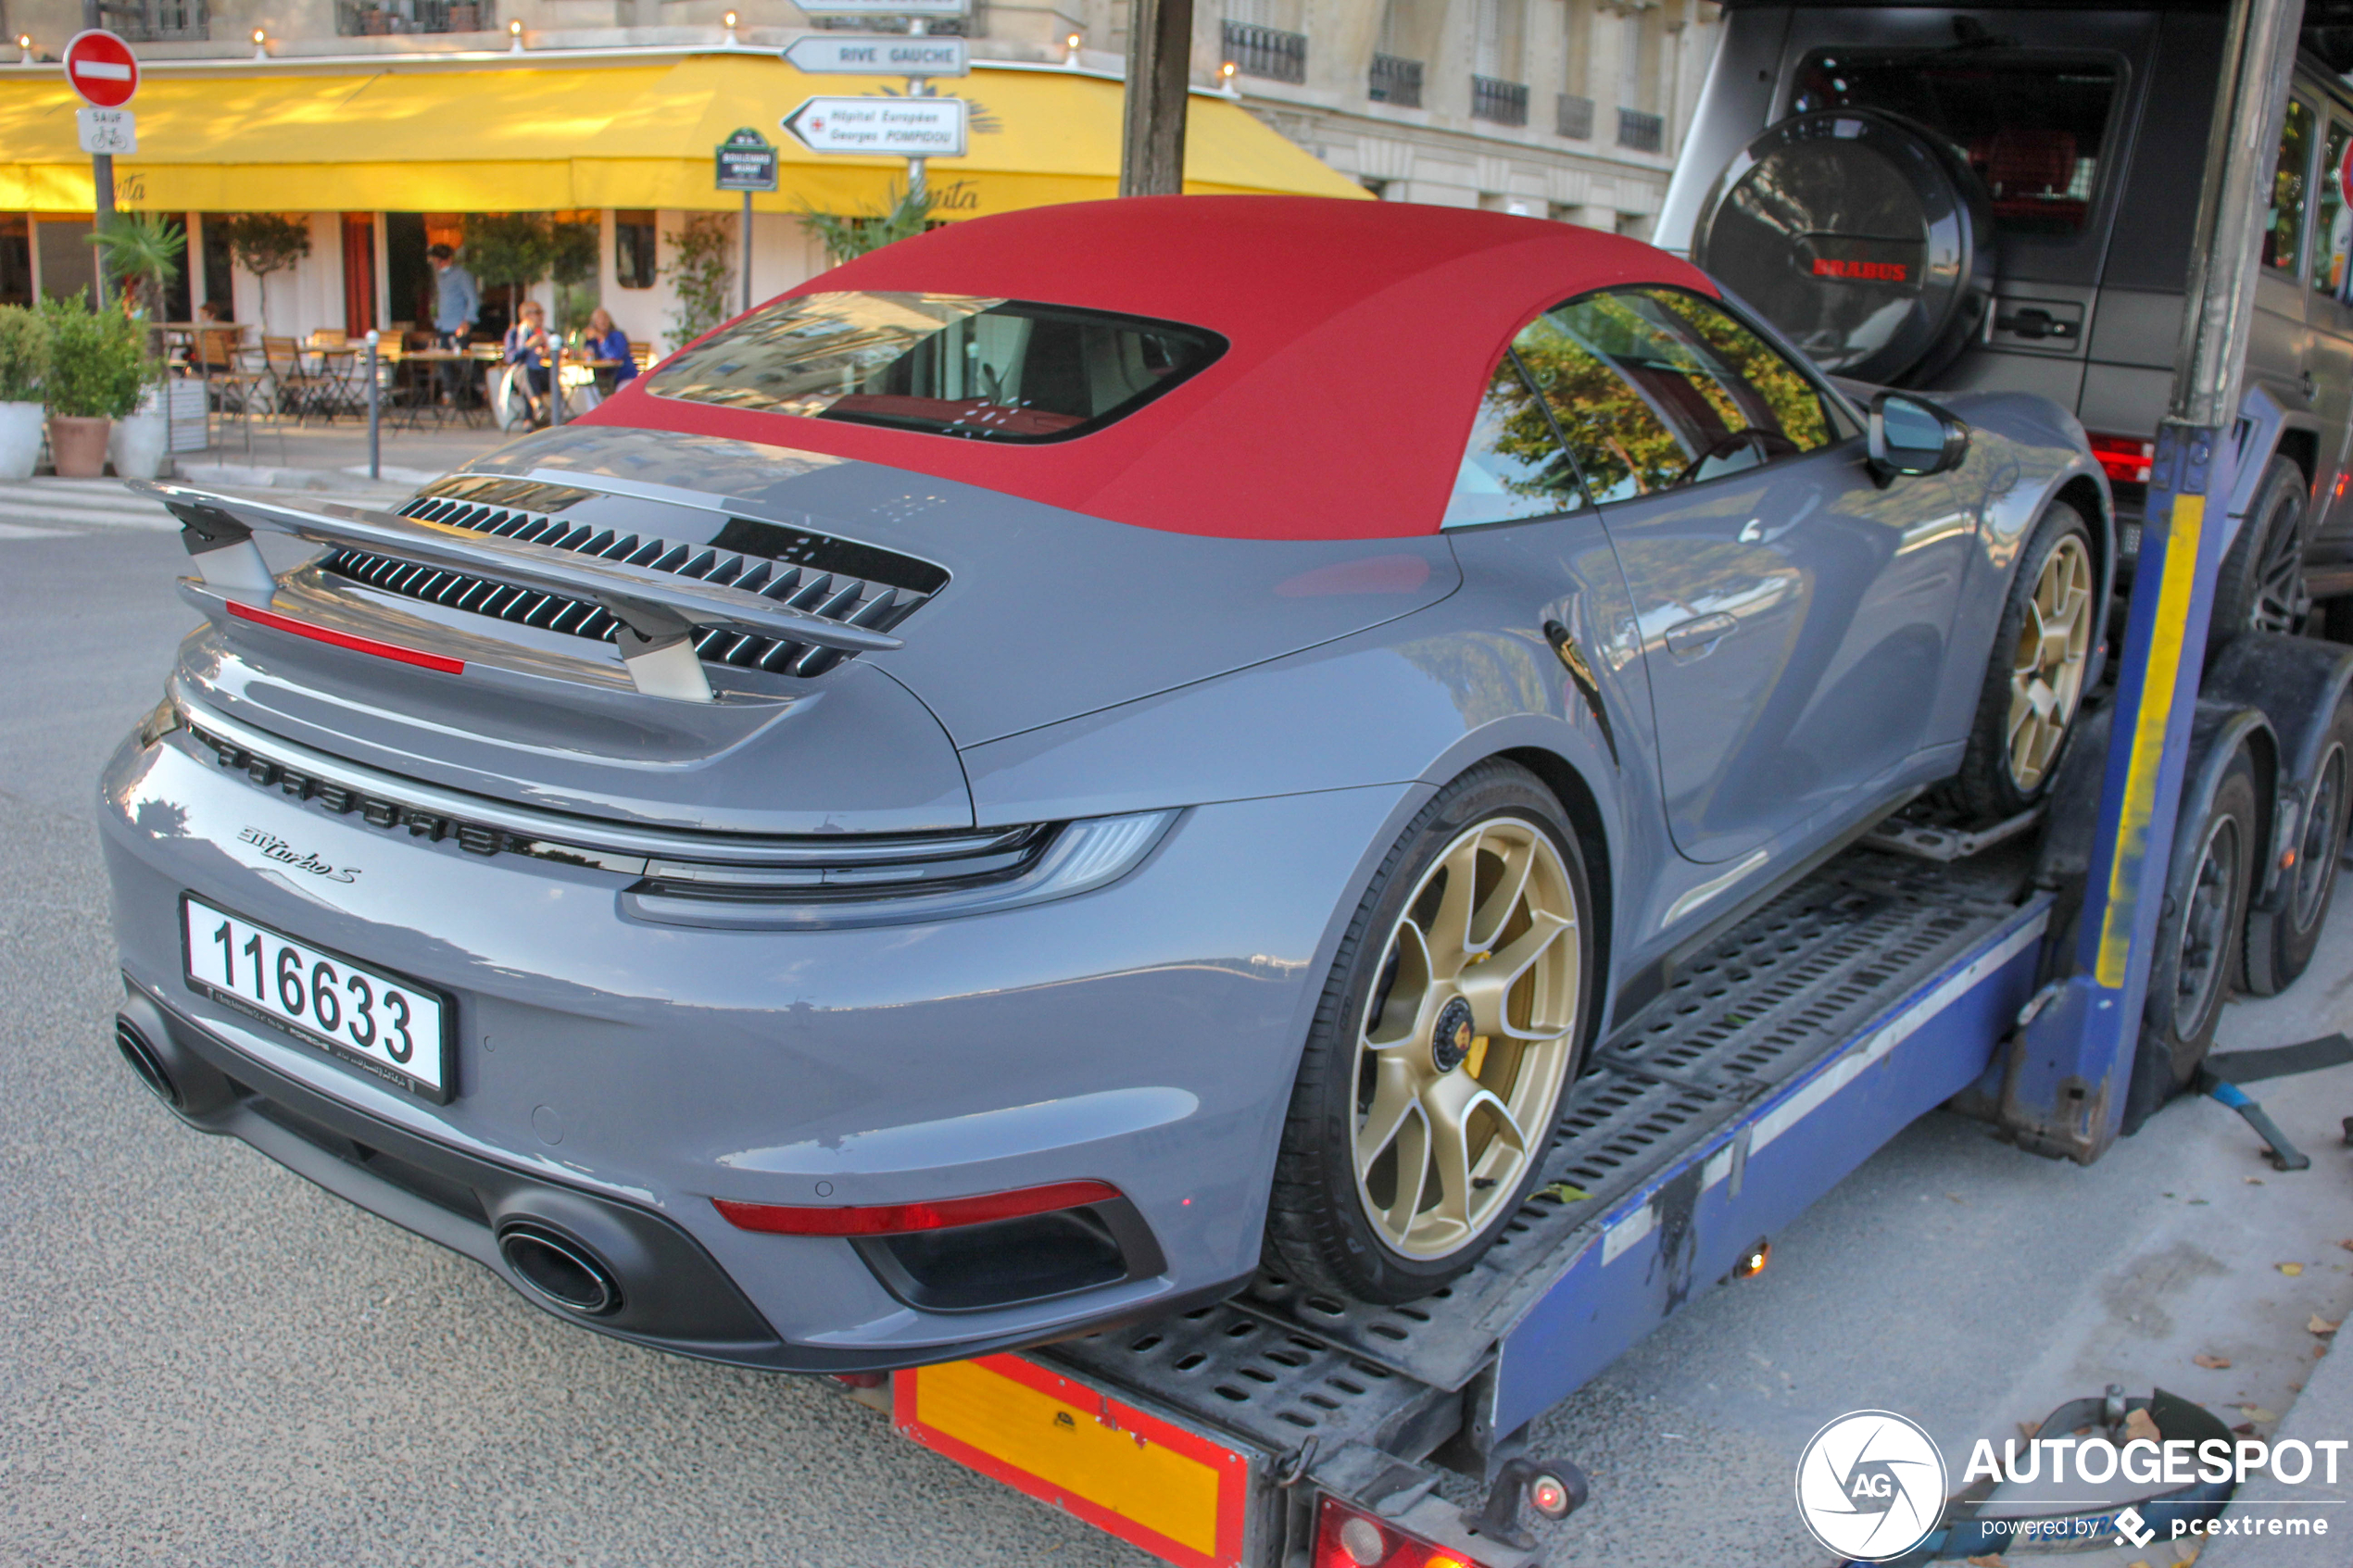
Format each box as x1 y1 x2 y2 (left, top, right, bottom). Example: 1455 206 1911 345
796 183 941 267
88 213 184 320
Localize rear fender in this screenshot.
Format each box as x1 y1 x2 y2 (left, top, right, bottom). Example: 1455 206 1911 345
2221 383 2316 558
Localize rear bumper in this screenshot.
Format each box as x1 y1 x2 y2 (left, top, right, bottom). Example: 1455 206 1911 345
98 722 1415 1368
115 984 1247 1372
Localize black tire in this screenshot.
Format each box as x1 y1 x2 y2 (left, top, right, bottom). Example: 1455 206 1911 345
2122 746 2259 1134
1263 761 1597 1305
2246 690 2353 995
1948 500 2098 823
2209 457 2312 650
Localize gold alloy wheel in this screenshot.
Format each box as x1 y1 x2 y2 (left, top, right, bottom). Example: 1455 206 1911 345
1353 818 1583 1261
2007 534 2095 792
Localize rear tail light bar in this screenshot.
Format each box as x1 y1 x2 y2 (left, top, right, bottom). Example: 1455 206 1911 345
713 1179 1123 1236
225 600 465 674
2089 433 2156 486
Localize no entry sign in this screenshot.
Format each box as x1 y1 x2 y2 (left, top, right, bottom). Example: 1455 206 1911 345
63 30 138 110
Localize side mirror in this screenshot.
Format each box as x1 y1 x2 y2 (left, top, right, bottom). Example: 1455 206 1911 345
1867 390 1970 483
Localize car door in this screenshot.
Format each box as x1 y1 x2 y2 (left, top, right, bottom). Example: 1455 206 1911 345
1512 286 1974 864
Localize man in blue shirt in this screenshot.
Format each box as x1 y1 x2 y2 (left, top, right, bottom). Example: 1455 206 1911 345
428 244 479 404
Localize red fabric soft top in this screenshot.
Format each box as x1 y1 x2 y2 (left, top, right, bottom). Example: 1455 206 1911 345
583 195 1717 541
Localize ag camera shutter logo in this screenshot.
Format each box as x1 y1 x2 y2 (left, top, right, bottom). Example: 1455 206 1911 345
1794 1410 1948 1561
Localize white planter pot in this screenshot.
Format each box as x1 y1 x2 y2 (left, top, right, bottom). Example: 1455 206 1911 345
0 400 41 480
108 399 170 481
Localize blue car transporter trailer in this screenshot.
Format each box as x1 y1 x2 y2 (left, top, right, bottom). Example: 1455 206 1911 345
855 3 2338 1562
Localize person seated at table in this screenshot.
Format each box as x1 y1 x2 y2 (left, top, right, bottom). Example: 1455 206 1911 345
504 300 554 425
585 307 636 389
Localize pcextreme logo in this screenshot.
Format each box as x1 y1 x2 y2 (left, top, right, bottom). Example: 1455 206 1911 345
1794 1411 1948 1561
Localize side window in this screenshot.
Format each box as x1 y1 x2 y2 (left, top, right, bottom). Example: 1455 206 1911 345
1442 348 1587 528
2318 120 2352 300
1518 287 1833 503
2266 99 2315 275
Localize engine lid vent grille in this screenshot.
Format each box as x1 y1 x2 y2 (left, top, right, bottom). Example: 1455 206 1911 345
317 493 945 680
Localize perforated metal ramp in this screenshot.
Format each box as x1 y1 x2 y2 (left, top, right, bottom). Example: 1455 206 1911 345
1044 845 2032 1456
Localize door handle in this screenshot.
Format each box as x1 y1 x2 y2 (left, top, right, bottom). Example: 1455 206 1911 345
1664 612 1738 661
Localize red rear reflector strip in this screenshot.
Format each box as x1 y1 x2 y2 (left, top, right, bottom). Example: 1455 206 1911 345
2088 433 2156 486
225 601 465 674
713 1179 1121 1236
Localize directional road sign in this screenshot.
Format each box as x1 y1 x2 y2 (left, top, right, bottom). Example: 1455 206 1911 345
76 107 135 154
782 95 968 157
63 29 138 109
783 34 969 76
715 126 779 191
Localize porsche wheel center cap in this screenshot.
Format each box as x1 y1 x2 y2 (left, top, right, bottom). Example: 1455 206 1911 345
1432 998 1476 1074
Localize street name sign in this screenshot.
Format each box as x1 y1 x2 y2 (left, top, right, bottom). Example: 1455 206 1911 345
783 34 968 76
782 95 968 157
63 29 138 109
714 126 779 191
76 107 134 154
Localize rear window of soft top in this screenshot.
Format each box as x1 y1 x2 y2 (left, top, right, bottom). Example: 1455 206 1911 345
646 291 1226 444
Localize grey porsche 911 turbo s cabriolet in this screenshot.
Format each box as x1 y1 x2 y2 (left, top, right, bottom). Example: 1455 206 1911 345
99 194 2109 1371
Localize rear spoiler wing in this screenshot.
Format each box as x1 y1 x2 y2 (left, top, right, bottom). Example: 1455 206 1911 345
135 480 901 703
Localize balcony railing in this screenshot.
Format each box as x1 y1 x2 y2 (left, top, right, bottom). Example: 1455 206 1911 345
812 7 981 32
1222 21 1306 84
96 0 207 42
1470 75 1529 127
338 0 493 32
1617 107 1666 152
1368 53 1424 107
1556 93 1594 140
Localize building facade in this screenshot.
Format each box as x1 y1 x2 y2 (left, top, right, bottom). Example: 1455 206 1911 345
1174 0 1722 234
8 0 1719 226
0 0 1719 353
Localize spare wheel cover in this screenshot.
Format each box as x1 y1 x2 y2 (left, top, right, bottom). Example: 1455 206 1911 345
1693 108 1992 385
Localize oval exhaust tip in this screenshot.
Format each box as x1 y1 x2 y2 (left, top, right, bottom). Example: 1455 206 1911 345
115 1019 181 1108
497 1222 623 1317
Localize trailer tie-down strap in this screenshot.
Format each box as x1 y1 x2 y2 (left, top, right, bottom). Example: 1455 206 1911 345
1845 1387 2237 1563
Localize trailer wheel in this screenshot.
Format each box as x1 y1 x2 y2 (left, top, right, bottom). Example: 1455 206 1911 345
2246 688 2353 994
1947 499 2098 823
2123 746 2259 1134
1264 761 1596 1304
2209 457 2312 650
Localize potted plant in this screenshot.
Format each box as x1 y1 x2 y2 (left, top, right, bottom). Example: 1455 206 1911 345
90 216 186 479
90 212 185 324
0 304 48 480
42 297 149 478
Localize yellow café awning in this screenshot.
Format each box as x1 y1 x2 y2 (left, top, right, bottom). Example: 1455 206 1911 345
0 50 1369 215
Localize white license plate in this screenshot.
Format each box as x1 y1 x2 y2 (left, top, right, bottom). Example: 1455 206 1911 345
180 895 452 1102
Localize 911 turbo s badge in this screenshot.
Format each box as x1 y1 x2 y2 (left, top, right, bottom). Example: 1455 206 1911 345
236 826 360 884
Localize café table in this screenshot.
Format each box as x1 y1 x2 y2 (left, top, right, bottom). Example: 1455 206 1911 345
397 348 494 428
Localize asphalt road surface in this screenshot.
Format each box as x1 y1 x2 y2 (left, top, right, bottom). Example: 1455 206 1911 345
4 483 2349 1567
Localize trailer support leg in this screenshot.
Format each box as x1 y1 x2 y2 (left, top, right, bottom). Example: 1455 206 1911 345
2198 1071 2313 1170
